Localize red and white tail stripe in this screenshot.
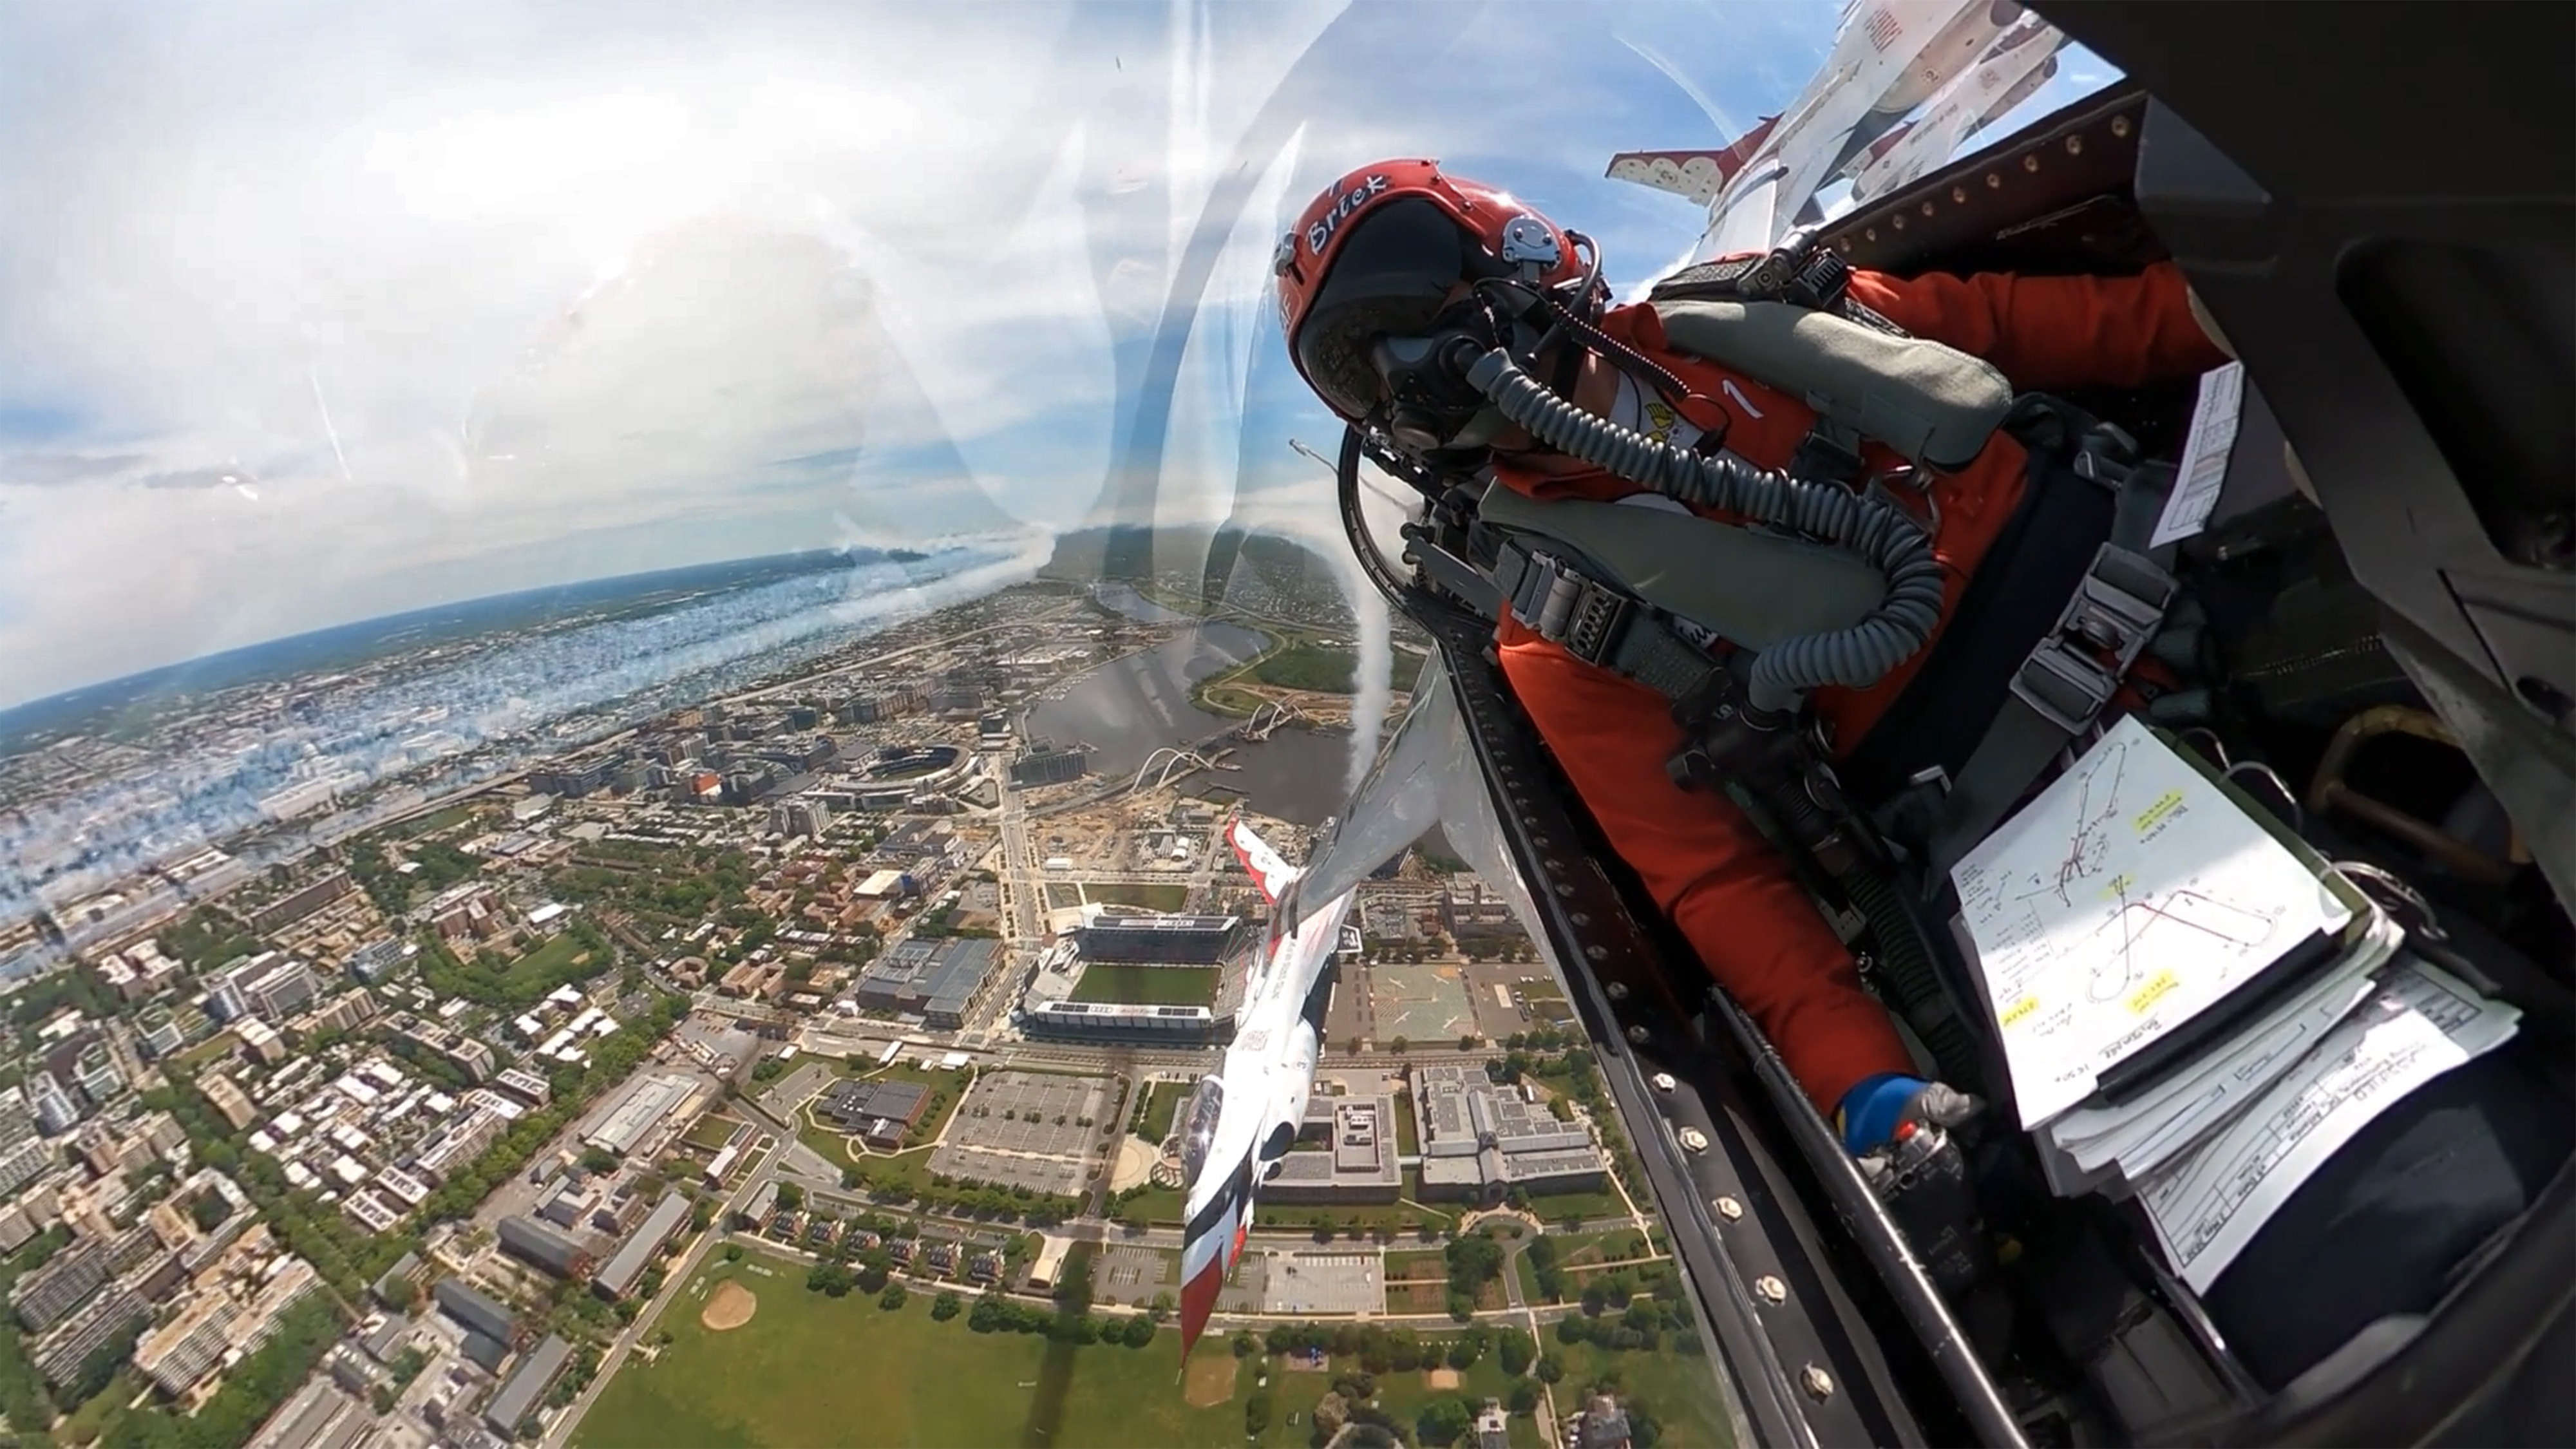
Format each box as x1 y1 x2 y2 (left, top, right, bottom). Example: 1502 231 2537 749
1227 817 1300 906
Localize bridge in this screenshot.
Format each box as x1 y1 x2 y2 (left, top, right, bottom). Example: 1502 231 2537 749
1129 746 1227 793
1240 698 1313 741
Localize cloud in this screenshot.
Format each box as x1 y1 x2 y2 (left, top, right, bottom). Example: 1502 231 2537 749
0 0 1881 710
0 452 146 486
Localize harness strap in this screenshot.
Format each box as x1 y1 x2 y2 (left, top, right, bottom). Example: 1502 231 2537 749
1488 415 2180 888
1903 442 2184 884
1491 538 1721 701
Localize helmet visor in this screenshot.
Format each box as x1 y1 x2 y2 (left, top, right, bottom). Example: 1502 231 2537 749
1292 198 1480 421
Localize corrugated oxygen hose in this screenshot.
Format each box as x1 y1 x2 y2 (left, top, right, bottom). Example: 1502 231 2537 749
1465 347 1947 712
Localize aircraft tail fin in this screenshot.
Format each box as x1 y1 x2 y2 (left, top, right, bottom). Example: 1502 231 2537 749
1227 817 1301 906
1604 116 1779 205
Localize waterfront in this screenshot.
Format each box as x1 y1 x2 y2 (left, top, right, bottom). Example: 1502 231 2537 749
1025 620 1354 826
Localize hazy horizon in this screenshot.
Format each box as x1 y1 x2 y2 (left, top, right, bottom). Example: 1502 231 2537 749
0 0 2114 710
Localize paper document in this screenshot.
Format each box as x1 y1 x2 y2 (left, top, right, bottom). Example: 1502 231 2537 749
1953 715 2350 1127
2052 911 2400 1179
2152 362 2245 547
2139 960 2521 1292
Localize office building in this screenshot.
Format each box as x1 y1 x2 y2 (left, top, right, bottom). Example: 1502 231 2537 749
486 1334 573 1437
1262 1096 1405 1205
498 1217 593 1280
433 1278 518 1346
582 1074 694 1158
214 954 320 1021
245 870 355 934
32 1284 146 1387
133 1294 233 1397
413 1106 505 1182
0 1086 33 1148
200 1074 257 1131
343 938 412 983
851 938 1003 1030
815 1081 930 1149
769 797 831 840
10 1238 103 1332
137 1007 187 1059
1410 1063 1605 1205
493 1068 551 1106
204 972 252 1025
1009 749 1090 788
236 1018 289 1066
30 1072 80 1136
70 1043 123 1108
0 1138 53 1198
592 1192 689 1300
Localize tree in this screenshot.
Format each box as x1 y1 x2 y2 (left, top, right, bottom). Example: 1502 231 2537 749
580 1145 620 1174
723 1244 744 1264
1416 1397 1475 1448
776 1182 806 1212
1121 1314 1157 1349
1499 1327 1536 1376
1445 1291 1473 1322
808 1264 853 1297
931 1292 961 1321
1232 1329 1259 1359
1535 1357 1564 1383
1148 1291 1174 1323
1457 1034 1478 1052
878 1283 908 1311
1508 1381 1541 1415
1390 1036 1409 1054
1444 1234 1504 1298
1245 1391 1274 1437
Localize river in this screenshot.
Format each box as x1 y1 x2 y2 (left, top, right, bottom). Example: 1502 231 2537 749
1024 616 1355 826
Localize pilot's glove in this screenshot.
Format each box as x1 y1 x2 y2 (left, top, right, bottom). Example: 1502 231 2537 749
1835 1073 1980 1155
1844 1075 1996 1307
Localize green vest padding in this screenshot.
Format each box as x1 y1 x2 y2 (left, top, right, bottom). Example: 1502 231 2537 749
1651 298 2012 471
1480 483 1886 648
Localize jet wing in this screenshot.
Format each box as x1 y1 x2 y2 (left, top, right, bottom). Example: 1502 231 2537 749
1604 119 1780 205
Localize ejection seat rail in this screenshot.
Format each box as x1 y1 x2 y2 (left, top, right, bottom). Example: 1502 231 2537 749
1415 594 2031 1448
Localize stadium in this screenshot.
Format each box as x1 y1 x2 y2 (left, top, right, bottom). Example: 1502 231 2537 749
1016 912 1247 1044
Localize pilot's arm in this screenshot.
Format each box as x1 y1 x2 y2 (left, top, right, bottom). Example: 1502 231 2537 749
1847 260 2232 390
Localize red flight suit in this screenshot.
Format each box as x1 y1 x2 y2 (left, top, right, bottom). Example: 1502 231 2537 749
1490 261 2228 1114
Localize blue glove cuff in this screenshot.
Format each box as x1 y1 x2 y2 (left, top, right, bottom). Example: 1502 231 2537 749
1837 1072 1926 1153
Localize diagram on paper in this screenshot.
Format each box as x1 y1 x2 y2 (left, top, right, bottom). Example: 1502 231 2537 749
2082 886 2284 1002
1950 715 2343 1127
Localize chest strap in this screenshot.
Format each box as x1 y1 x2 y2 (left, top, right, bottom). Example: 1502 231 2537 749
1492 538 1720 702
1487 433 2180 886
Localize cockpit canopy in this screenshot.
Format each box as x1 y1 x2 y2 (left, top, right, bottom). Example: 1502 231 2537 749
1179 1074 1226 1187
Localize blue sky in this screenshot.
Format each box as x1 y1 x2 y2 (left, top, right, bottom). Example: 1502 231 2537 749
0 0 2112 710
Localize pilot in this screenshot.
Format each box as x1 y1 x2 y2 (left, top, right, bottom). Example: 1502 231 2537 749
1273 160 2231 1159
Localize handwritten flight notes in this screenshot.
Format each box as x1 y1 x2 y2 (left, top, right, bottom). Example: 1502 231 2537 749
1952 715 2349 1127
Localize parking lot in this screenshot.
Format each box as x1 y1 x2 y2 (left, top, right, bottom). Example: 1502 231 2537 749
1258 1251 1383 1315
1461 961 1574 1041
1094 1244 1177 1307
925 1070 1113 1197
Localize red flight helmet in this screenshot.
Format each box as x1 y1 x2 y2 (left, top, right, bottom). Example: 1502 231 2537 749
1274 159 1592 426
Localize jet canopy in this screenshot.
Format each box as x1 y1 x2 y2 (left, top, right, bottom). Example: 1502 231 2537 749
1179 1074 1226 1187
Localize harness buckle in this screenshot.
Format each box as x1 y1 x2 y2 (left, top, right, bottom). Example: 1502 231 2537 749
2009 544 2177 734
1495 539 1635 669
